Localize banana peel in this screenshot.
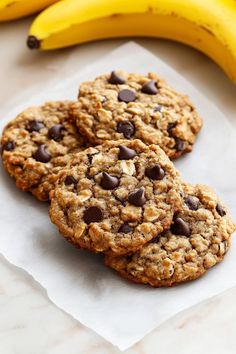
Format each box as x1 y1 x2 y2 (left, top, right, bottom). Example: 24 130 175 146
0 0 58 22
24 0 236 83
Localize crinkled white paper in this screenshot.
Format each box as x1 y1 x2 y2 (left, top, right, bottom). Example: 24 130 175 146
0 43 236 350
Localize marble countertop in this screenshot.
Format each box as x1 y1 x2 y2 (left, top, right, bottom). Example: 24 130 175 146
1 17 236 354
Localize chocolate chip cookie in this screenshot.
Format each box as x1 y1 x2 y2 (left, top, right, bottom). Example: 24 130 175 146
70 71 202 159
1 101 87 201
105 184 235 286
49 139 184 255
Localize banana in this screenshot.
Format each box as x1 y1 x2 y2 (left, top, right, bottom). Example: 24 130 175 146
27 0 236 83
0 0 58 22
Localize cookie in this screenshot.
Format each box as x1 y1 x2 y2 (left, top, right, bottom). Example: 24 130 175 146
49 139 184 255
70 71 202 159
105 184 235 287
1 101 87 201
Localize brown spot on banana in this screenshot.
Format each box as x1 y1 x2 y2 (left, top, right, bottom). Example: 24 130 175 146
6 2 17 8
199 25 215 37
110 13 122 18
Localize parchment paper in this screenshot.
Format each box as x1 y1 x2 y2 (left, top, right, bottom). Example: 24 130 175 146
0 42 236 350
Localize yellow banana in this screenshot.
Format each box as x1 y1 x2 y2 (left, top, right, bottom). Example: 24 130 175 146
0 0 58 22
27 0 236 83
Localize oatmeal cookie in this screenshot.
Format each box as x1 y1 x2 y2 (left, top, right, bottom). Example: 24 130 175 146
105 184 235 286
1 101 87 201
49 139 183 255
71 71 202 159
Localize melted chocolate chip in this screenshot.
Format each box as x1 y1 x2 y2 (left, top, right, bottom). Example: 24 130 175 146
64 176 77 186
145 164 165 180
48 124 64 141
141 80 158 95
108 71 125 85
171 217 190 237
117 121 135 139
83 206 103 224
1 141 15 153
174 138 185 152
118 89 136 103
118 223 133 233
33 144 51 163
184 196 199 211
100 172 119 190
216 203 226 216
128 188 146 206
118 145 136 160
27 120 44 132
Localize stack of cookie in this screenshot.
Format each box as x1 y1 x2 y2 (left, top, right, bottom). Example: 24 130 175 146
1 71 235 287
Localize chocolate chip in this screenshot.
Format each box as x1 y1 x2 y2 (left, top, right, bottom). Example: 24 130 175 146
118 89 136 103
108 71 125 85
33 144 51 163
141 80 158 95
83 206 103 224
27 120 44 132
145 164 165 180
167 122 177 135
48 124 64 141
216 203 226 216
118 145 136 160
174 138 185 151
64 176 77 186
128 187 146 206
171 217 190 237
184 196 199 211
1 141 15 153
154 105 162 112
100 172 119 190
117 121 135 139
118 223 133 233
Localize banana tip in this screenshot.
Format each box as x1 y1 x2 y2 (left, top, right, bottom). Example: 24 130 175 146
27 36 41 50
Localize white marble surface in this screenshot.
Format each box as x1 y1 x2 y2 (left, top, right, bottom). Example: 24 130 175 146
0 17 236 354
